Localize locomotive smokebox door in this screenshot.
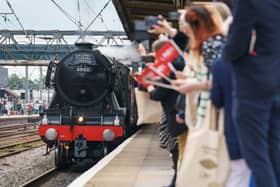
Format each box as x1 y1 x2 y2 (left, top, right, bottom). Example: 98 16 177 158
74 135 88 158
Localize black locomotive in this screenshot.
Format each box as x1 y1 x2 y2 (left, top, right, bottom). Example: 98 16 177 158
39 43 137 168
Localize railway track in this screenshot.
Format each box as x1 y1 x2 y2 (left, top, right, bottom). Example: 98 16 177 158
20 168 58 187
20 167 84 187
0 129 38 139
0 122 38 131
0 138 44 158
0 120 43 158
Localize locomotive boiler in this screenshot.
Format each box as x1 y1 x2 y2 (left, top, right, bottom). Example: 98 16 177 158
38 43 136 168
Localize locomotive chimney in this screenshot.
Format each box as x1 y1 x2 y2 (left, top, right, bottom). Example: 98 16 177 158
75 42 94 50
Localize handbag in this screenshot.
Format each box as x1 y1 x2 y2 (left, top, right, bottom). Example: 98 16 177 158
134 88 163 125
185 91 198 127
176 102 230 187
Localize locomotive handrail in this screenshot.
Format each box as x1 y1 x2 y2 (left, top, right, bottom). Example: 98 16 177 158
111 92 127 116
45 60 57 88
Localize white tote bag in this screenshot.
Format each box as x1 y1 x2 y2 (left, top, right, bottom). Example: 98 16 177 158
134 88 163 125
177 102 230 187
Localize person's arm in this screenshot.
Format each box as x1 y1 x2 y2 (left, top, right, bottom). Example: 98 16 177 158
210 60 224 109
222 0 256 62
172 78 211 94
173 31 189 51
148 18 176 36
148 19 189 50
148 82 171 101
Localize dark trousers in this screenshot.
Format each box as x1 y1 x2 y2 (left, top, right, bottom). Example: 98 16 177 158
233 95 280 187
169 148 178 187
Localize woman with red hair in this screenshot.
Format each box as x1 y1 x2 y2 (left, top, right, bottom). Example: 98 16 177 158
173 5 226 127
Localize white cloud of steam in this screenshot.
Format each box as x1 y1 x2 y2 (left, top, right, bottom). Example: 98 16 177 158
97 44 141 65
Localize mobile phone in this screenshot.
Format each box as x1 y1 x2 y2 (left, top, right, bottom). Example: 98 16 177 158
145 16 161 29
141 55 155 63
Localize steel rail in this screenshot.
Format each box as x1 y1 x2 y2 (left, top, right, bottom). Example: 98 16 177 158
20 168 58 187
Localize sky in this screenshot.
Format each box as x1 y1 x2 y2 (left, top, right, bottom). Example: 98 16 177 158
0 0 128 79
0 0 124 31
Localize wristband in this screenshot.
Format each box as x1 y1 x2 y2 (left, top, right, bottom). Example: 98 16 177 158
178 111 185 120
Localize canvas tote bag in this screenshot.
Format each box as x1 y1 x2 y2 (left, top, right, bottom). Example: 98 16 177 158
185 90 198 127
134 88 163 125
177 102 230 187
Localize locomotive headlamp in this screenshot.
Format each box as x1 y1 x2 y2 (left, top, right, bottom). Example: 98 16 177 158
78 116 84 123
45 128 57 141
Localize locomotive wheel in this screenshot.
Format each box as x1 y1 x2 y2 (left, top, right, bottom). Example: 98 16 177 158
55 145 68 168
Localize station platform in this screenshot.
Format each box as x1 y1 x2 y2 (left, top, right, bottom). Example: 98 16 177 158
0 114 38 119
0 114 39 125
69 125 174 187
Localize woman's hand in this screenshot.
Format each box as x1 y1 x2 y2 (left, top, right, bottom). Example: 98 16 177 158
175 81 200 94
147 85 155 92
176 113 185 124
171 79 186 89
148 18 177 37
171 79 203 94
175 71 187 79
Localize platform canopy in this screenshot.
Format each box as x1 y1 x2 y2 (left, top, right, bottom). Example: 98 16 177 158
112 0 210 40
0 88 20 98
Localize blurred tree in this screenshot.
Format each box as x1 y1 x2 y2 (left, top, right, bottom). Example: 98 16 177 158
7 74 41 90
7 74 23 89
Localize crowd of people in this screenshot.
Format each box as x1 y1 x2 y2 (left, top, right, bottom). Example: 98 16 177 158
135 0 280 187
0 99 47 115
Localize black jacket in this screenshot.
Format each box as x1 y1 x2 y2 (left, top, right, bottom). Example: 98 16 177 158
149 57 187 137
222 0 280 98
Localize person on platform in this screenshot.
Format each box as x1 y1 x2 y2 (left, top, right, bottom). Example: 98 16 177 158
147 9 192 169
172 5 226 128
147 39 187 187
209 2 256 187
222 0 280 186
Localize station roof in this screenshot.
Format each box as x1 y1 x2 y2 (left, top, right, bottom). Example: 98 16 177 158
112 0 209 40
1 88 20 98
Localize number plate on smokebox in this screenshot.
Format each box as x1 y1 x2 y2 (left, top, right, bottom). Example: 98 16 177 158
74 139 87 158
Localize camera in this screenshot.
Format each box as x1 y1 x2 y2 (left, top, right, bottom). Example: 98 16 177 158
134 16 162 31
134 16 162 40
144 16 162 30
141 55 155 63
133 12 180 41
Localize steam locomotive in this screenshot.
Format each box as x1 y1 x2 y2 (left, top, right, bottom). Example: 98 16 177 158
38 43 137 168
